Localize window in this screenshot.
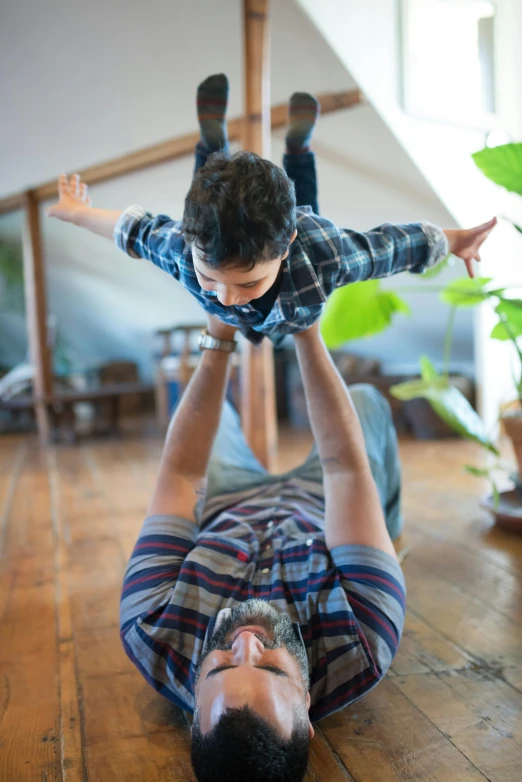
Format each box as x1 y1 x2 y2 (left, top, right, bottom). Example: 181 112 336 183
400 0 497 128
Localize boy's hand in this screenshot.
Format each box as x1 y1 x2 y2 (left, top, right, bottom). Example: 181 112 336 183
444 217 497 278
206 313 237 342
47 174 92 224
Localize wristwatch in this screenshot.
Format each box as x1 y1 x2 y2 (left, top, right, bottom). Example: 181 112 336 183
198 329 237 353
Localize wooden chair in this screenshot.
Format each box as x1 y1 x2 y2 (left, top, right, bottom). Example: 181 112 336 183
155 325 206 428
154 324 240 427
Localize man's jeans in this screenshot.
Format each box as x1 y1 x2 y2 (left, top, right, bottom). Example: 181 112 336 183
203 385 403 542
195 143 319 215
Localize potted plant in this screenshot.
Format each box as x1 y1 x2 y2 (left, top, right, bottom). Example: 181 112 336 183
390 142 522 520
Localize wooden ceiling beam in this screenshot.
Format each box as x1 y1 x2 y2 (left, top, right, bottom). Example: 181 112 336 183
0 88 364 216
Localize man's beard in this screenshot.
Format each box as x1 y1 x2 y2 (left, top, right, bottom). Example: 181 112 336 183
194 599 310 689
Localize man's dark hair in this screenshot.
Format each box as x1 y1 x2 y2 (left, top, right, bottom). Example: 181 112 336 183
191 705 309 782
182 151 297 270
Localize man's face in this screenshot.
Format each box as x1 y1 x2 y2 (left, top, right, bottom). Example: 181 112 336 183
193 599 314 740
191 231 297 308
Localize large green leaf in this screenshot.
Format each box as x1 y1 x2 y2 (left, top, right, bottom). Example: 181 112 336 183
498 299 522 330
490 322 512 341
390 377 498 453
440 277 493 307
472 143 522 196
320 280 410 349
490 299 522 341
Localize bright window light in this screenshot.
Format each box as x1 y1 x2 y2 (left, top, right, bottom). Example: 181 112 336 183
401 0 497 128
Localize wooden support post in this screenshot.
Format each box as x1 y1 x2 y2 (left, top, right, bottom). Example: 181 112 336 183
22 190 53 444
241 0 278 470
243 0 272 157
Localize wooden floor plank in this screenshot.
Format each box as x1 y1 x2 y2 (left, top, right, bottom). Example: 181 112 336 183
53 443 196 780
395 669 522 781
48 449 87 782
0 446 63 782
391 610 474 676
318 678 489 781
400 439 522 573
405 527 522 624
403 558 522 680
305 729 353 781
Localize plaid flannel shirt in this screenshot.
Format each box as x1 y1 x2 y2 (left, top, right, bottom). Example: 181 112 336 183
114 205 447 346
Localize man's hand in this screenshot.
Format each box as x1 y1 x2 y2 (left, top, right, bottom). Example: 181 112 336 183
47 174 92 224
206 313 237 342
444 217 497 278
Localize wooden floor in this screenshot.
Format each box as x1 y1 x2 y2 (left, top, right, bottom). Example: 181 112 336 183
1 425 522 781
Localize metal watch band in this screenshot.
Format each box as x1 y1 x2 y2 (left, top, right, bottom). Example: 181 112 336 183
198 330 237 354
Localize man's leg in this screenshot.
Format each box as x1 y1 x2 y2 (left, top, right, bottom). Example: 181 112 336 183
195 74 229 173
202 400 272 519
289 384 404 541
283 92 320 214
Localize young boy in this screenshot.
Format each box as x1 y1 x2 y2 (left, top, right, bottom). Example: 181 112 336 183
48 74 496 347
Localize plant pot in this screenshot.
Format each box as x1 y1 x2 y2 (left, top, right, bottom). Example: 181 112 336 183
502 413 522 478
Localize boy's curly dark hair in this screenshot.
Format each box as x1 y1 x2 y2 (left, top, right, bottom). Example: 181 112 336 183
182 150 297 270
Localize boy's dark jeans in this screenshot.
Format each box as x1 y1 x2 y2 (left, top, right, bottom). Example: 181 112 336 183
282 151 319 215
194 142 319 214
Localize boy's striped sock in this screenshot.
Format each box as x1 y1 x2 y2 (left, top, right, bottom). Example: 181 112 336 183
285 92 320 154
197 73 229 152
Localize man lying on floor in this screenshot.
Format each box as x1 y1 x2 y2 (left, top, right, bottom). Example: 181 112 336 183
120 314 406 782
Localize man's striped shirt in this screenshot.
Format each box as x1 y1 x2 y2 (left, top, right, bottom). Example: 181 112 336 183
120 478 406 722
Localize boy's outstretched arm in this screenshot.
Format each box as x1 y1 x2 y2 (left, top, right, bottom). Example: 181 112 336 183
48 174 122 239
47 174 185 276
334 216 497 287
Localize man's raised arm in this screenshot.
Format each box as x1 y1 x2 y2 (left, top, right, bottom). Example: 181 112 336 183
145 315 237 521
293 323 397 560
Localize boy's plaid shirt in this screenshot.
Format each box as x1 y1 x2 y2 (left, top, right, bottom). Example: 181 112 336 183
114 205 448 346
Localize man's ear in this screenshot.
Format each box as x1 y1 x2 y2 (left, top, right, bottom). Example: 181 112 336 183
305 692 314 739
289 229 298 244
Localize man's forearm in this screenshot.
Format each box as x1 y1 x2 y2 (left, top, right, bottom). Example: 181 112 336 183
146 317 237 520
294 326 396 557
160 348 232 484
73 207 123 240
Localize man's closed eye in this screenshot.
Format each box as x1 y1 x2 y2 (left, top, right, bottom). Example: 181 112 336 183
206 664 289 680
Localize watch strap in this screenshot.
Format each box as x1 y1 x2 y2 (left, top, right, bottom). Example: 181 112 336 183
198 329 237 353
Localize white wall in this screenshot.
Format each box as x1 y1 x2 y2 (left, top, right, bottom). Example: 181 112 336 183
298 0 522 427
0 0 470 382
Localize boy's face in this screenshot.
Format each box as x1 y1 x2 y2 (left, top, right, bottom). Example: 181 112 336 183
192 231 297 307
